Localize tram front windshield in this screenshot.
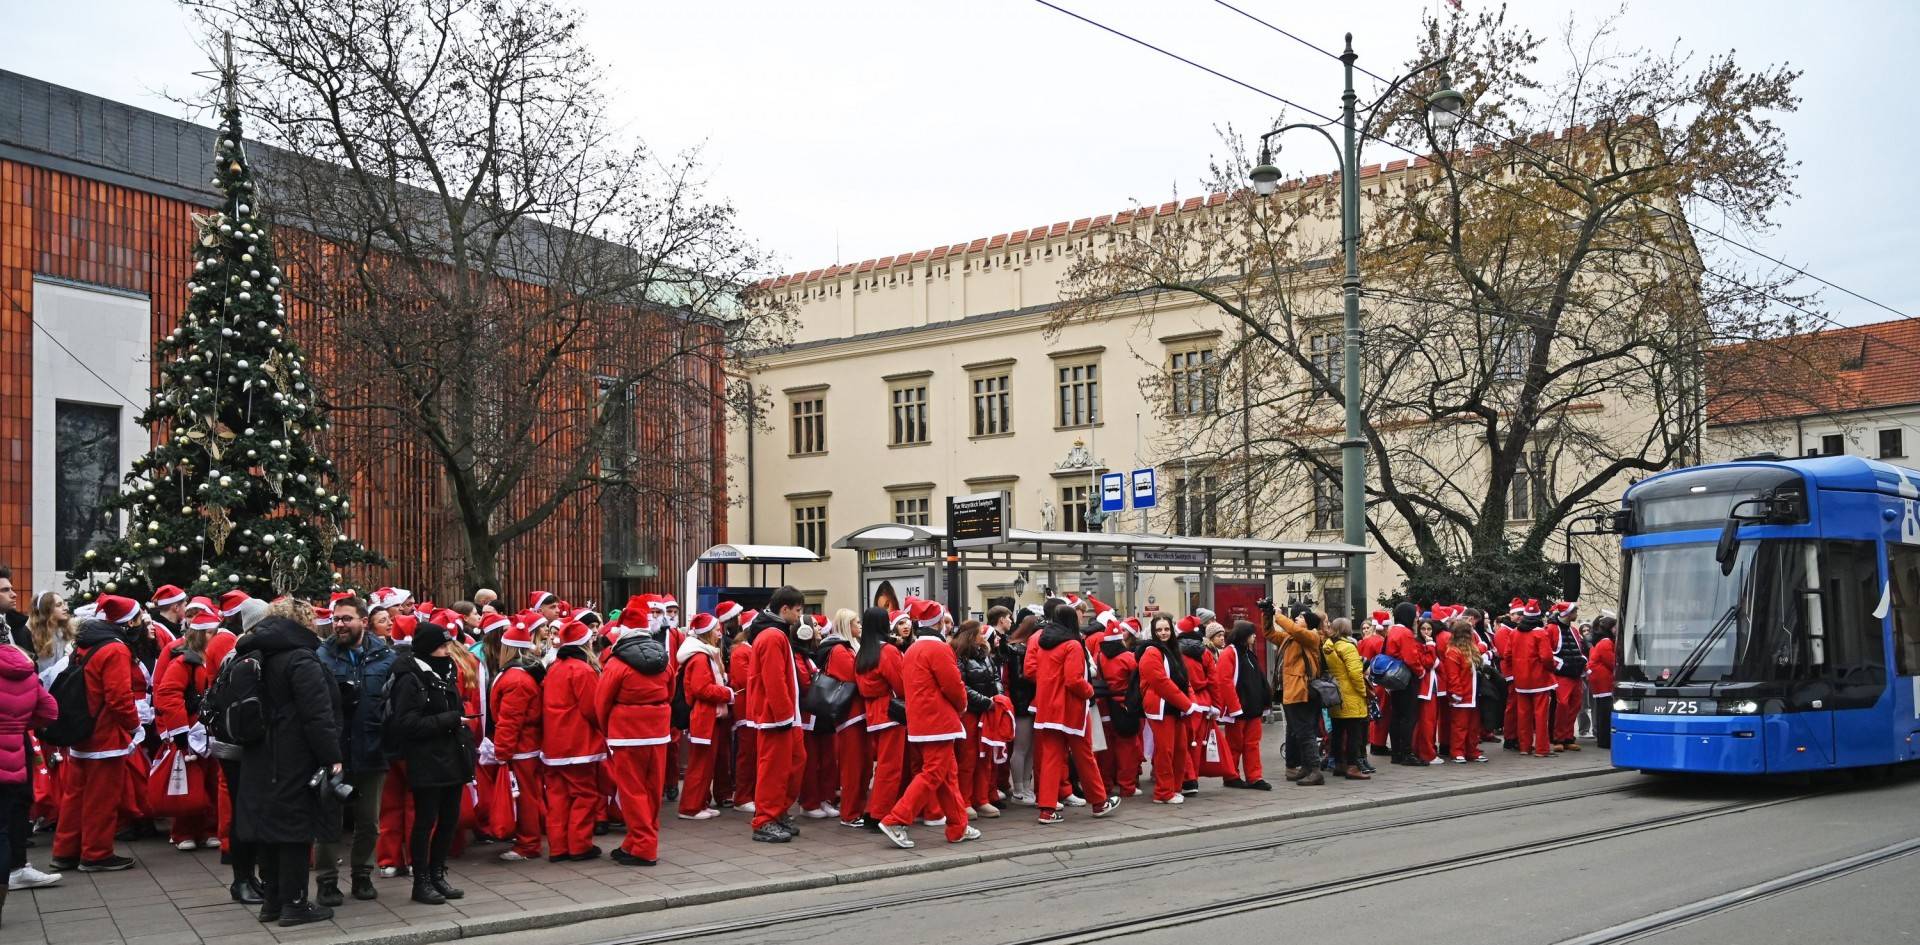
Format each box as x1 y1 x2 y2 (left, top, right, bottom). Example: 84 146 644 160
1619 539 1874 686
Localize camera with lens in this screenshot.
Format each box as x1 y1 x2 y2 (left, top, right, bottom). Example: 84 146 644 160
310 767 354 800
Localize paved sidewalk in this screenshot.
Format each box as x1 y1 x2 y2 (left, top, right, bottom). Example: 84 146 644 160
6 748 1616 945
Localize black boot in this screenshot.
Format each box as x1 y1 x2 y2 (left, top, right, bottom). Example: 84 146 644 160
315 878 344 907
410 876 446 905
257 898 282 924
231 880 265 905
351 872 377 901
430 868 464 901
278 897 334 927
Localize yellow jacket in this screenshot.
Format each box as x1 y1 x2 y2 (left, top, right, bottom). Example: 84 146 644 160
1322 637 1368 720
1267 612 1325 706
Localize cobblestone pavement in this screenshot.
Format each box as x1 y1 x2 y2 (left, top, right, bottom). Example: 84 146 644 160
5 746 1616 945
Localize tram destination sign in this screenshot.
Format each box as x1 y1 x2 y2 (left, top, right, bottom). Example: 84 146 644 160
948 491 1009 549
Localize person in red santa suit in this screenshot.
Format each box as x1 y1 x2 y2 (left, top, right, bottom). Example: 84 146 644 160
707 603 744 806
746 589 808 842
1025 600 1120 825
1174 615 1214 795
596 617 674 867
1412 616 1449 766
1359 611 1389 757
1094 618 1143 798
540 620 606 861
1137 614 1199 803
1587 614 1617 750
1217 619 1272 788
1547 602 1588 752
49 595 140 872
375 610 420 875
675 613 733 821
793 614 838 821
184 595 240 851
1496 600 1523 751
726 609 756 811
855 608 906 831
1437 618 1488 763
153 606 223 850
1506 601 1557 757
1384 602 1436 766
811 610 869 827
489 617 546 862
875 605 977 849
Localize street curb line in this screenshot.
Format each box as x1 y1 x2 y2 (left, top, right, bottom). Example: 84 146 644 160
310 762 1620 945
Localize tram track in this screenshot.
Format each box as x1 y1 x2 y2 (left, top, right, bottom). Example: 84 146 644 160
584 778 1655 945
991 792 1816 945
1550 834 1920 945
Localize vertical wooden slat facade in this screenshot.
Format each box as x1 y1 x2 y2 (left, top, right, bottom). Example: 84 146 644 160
0 153 728 601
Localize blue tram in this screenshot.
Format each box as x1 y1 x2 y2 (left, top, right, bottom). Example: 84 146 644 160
1611 455 1920 774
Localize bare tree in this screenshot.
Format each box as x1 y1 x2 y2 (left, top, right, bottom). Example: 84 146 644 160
1053 8 1822 603
184 0 793 590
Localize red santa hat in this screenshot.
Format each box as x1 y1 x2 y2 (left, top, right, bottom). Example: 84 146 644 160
426 608 460 631
1370 609 1390 625
1122 617 1145 639
687 613 719 637
312 607 334 628
1551 601 1576 615
910 598 945 629
738 610 761 629
569 607 597 626
501 619 538 650
658 595 679 612
527 590 556 611
185 596 217 617
95 594 139 626
374 587 415 611
479 613 512 635
554 620 594 649
1507 597 1526 614
889 609 908 628
618 595 653 629
389 614 417 643
1176 615 1201 635
218 589 252 617
188 609 224 632
329 591 355 607
713 601 744 625
150 585 187 608
1521 599 1543 618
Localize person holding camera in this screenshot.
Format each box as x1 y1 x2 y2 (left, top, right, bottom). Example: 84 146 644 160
313 596 397 905
234 601 343 927
383 622 476 904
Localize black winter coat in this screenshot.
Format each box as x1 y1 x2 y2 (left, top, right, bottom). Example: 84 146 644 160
383 654 477 788
235 618 344 845
998 640 1036 714
958 649 998 715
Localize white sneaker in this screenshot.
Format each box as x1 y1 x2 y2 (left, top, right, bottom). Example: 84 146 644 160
949 825 982 844
965 806 978 817
1452 756 1467 764
976 803 1001 818
1062 794 1088 807
1010 791 1036 806
878 822 915 849
498 851 530 862
204 838 222 850
737 801 757 814
1153 793 1186 805
175 840 198 851
923 816 947 827
678 808 721 821
379 866 402 878
1427 758 1447 766
802 806 832 819
8 865 61 890
818 801 840 818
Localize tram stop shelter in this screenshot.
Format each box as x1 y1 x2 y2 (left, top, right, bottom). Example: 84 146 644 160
683 542 822 616
833 524 1368 620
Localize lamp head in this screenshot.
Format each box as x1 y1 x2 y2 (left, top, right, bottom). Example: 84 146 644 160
1426 82 1467 131
1248 143 1281 196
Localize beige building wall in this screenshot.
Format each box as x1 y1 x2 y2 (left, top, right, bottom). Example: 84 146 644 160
1707 408 1920 470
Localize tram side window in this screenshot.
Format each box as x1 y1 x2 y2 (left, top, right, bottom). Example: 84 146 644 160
1822 541 1885 687
1888 544 1920 676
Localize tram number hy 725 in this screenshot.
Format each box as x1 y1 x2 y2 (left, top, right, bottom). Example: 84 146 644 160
1646 698 1702 715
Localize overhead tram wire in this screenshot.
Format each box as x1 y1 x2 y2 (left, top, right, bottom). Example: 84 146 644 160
1029 0 1920 366
1206 0 1918 324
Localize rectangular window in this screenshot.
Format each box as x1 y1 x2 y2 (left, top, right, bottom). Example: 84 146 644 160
971 373 1011 436
890 383 929 446
1307 332 1343 395
55 401 121 571
792 503 829 557
1172 475 1219 537
1056 361 1100 427
1821 433 1845 456
1168 347 1217 417
1061 484 1093 532
790 397 826 455
1881 428 1904 459
1491 326 1527 382
1889 544 1920 676
1510 450 1551 522
892 494 931 526
1311 461 1342 532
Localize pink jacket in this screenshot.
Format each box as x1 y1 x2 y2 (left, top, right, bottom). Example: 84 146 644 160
0 645 57 783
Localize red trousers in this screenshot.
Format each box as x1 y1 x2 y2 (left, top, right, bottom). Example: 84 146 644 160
377 761 412 867
800 727 837 812
505 758 545 857
1515 690 1553 755
1552 676 1584 744
1036 728 1107 811
1504 680 1520 739
752 725 805 830
1146 715 1187 801
54 756 125 862
1183 712 1211 780
217 760 234 846
883 740 968 840
711 725 733 806
730 726 756 807
544 763 601 856
166 758 221 843
835 724 870 824
1369 686 1390 748
1097 721 1143 798
1226 717 1265 782
957 714 983 808
865 726 906 820
608 744 666 861
680 741 717 816
1414 698 1439 763
1448 704 1483 760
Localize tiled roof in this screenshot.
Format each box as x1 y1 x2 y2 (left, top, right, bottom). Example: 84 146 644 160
1708 318 1920 425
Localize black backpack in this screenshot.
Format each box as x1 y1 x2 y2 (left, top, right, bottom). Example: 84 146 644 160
39 644 109 747
800 640 858 728
205 649 269 752
612 634 669 675
669 658 694 731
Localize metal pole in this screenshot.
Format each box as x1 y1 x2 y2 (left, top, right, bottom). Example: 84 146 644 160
1339 35 1368 618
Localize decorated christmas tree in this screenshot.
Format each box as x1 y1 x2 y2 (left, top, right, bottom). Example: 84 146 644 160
67 96 378 602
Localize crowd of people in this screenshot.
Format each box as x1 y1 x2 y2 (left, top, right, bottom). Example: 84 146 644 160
0 565 1617 929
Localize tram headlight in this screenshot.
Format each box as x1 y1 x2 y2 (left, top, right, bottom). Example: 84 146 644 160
1612 698 1639 713
1722 699 1761 715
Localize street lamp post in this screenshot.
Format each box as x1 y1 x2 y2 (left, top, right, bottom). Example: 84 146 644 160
1247 35 1463 618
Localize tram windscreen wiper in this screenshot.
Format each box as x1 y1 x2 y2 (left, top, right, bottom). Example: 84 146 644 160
1668 602 1740 688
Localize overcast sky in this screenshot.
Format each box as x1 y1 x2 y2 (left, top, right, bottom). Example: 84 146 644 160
10 0 1916 326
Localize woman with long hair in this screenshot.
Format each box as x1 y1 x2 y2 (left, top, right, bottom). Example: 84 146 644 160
26 592 74 677
815 608 869 827
676 614 733 821
386 622 478 901
153 608 223 849
1220 620 1272 789
1138 614 1196 803
727 616 757 811
1437 618 1488 763
950 619 999 815
855 606 906 830
999 613 1040 805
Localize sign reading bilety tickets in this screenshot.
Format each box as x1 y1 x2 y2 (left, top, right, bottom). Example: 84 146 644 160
948 491 1009 549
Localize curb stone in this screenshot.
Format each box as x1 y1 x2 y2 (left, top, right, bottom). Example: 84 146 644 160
312 763 1618 945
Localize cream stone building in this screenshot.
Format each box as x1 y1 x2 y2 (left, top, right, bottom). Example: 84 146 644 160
727 155 1669 618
